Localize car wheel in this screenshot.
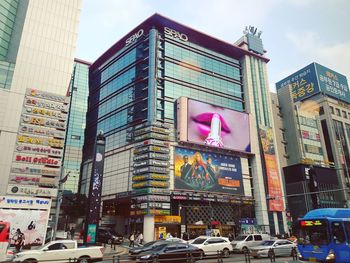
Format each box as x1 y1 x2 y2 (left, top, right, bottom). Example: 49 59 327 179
199 250 204 259
223 248 230 258
253 256 259 259
23 259 37 263
78 256 91 263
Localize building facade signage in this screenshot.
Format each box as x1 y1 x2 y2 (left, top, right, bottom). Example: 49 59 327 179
125 29 144 46
134 145 170 154
16 144 62 157
134 166 168 174
164 27 188 42
132 174 169 181
19 125 65 139
11 165 60 176
26 89 69 103
15 154 61 166
17 135 64 148
21 115 66 130
7 184 58 197
24 106 67 120
154 215 181 224
134 195 170 202
0 196 51 209
134 139 170 148
133 160 169 168
9 175 57 187
25 97 69 112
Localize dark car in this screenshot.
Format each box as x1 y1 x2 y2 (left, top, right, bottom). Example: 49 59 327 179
136 242 202 263
129 240 169 259
96 228 123 244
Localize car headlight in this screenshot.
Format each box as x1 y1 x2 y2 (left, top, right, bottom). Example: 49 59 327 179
140 254 152 259
326 249 335 261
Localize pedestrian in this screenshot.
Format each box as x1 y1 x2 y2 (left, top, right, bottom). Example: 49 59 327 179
13 229 25 252
129 232 135 247
182 231 189 241
138 232 143 245
70 227 75 240
166 232 173 239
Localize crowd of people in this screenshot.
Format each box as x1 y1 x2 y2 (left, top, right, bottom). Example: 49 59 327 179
128 231 143 247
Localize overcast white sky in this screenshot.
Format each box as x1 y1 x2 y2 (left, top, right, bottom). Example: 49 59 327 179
75 0 350 91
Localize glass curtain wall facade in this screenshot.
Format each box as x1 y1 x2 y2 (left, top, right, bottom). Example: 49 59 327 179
82 14 284 241
62 59 90 193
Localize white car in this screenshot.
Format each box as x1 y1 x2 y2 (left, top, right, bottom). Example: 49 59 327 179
190 236 231 258
231 234 272 253
13 240 104 263
250 239 296 258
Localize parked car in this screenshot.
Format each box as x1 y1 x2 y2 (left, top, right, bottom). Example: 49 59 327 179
136 242 201 263
189 236 231 258
130 240 182 259
13 240 104 263
96 228 123 244
250 239 296 258
231 233 271 253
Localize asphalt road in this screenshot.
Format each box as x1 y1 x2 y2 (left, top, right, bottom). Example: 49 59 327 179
100 253 302 263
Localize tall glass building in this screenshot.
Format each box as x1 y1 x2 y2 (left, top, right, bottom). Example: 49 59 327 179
63 59 90 194
81 14 287 241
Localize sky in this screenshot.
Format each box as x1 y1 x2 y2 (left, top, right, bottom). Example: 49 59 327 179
75 0 350 91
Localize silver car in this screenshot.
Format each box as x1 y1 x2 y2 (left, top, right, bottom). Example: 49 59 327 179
250 239 296 258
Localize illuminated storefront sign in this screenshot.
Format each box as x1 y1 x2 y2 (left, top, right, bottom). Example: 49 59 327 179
132 181 169 188
154 216 181 224
134 139 170 148
134 166 168 174
17 135 64 148
132 174 169 181
133 160 169 168
7 184 58 197
134 195 170 202
134 146 170 154
15 154 61 166
16 144 62 156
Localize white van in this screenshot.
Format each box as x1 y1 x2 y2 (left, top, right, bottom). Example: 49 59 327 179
231 234 271 253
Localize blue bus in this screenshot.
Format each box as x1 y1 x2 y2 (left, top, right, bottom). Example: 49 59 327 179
297 208 350 262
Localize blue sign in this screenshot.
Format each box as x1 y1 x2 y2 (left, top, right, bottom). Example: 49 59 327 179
174 147 244 194
314 63 350 103
239 218 255 225
276 63 350 103
276 63 319 102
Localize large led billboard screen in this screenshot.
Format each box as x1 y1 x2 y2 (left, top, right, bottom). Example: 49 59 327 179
177 98 250 152
174 147 244 195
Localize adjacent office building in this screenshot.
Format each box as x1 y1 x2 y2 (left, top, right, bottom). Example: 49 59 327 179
81 14 287 241
0 0 82 238
62 59 90 194
276 62 350 220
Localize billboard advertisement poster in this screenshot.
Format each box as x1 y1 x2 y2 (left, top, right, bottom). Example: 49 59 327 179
0 209 49 246
177 98 250 152
87 224 96 244
174 147 244 194
259 127 284 212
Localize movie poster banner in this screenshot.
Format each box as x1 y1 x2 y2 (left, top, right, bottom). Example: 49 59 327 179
259 127 284 212
0 209 49 246
174 147 244 194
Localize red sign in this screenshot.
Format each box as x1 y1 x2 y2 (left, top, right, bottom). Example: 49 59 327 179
15 155 60 166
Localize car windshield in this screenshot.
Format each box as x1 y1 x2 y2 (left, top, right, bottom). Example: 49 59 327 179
143 241 158 247
234 235 247 241
298 219 329 245
260 240 275 246
152 244 168 251
192 238 207 244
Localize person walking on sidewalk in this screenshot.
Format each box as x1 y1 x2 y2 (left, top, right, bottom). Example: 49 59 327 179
129 232 135 247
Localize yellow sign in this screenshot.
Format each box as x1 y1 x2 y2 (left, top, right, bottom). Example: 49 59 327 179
154 215 181 224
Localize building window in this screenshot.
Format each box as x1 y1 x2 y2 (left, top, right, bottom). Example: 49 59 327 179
336 108 341 116
71 135 81 140
319 106 324 115
330 106 334 114
342 111 347 119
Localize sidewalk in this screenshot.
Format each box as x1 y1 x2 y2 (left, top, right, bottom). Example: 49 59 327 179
103 244 129 260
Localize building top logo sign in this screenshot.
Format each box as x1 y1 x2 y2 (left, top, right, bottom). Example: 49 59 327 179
26 89 69 103
125 29 144 46
164 27 188 42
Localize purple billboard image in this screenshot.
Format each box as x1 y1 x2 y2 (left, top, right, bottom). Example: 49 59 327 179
186 99 250 152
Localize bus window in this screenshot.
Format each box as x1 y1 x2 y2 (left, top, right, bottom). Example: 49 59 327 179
344 222 350 241
332 222 346 244
298 219 329 245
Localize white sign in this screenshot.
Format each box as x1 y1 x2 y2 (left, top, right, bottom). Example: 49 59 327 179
11 165 61 176
0 196 51 209
25 97 69 112
125 29 144 46
16 144 62 157
164 27 188 42
26 88 69 103
7 185 58 197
